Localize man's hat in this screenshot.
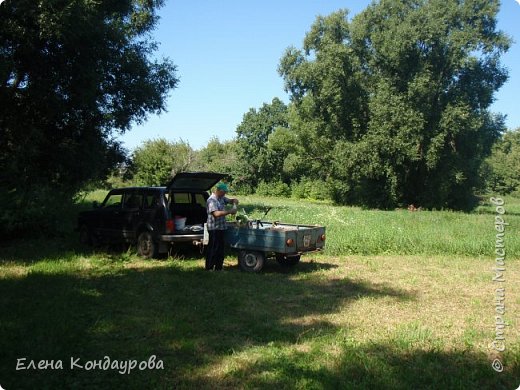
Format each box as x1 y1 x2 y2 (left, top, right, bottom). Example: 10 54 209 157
216 182 230 192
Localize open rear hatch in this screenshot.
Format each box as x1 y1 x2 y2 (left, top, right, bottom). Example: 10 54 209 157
166 172 226 191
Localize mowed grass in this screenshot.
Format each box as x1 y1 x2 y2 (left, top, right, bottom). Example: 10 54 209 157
0 194 519 389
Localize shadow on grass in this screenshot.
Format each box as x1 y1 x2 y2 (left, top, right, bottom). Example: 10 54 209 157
1 234 518 389
0 262 415 389
0 235 133 265
1 260 517 389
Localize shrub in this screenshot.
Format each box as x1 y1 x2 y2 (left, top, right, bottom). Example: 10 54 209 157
0 186 76 240
256 180 291 197
232 183 255 195
291 178 332 201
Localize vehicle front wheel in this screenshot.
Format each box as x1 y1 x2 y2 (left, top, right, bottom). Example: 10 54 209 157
238 250 265 272
137 231 158 259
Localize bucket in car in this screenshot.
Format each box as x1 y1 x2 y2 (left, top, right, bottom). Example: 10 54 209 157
174 216 187 230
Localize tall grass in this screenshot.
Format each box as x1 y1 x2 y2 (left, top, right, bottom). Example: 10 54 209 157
238 195 520 258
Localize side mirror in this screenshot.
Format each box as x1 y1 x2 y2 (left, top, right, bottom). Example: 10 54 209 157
92 201 99 209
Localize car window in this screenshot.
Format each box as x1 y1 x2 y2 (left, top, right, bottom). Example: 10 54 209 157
173 193 191 204
123 193 143 209
103 193 123 209
144 193 159 209
194 193 206 207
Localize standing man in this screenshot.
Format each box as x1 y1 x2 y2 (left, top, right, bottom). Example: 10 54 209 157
206 182 238 271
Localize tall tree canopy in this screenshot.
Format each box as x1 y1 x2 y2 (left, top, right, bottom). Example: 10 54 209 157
192 137 239 177
131 139 193 187
235 98 289 190
0 0 177 233
279 0 510 209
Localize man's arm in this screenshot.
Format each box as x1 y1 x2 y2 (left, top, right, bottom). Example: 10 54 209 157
213 197 238 216
211 209 235 217
224 196 239 205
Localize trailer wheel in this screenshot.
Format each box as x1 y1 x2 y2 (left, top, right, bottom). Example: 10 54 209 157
276 254 301 267
238 250 265 272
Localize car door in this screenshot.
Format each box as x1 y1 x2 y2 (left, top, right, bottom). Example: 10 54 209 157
96 190 124 240
118 190 144 241
142 190 164 231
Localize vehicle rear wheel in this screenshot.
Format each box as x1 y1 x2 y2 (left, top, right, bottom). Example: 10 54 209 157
137 231 158 259
276 254 301 267
238 250 265 272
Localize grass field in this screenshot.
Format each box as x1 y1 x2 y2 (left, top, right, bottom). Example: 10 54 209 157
1 193 519 389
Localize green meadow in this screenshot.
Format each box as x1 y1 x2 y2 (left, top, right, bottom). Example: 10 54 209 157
1 194 519 389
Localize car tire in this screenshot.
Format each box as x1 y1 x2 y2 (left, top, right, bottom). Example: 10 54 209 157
276 254 301 267
238 250 265 272
137 231 158 259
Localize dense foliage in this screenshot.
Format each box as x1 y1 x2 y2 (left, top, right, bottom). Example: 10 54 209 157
191 137 241 184
277 0 510 209
122 137 239 187
0 0 177 235
234 98 290 191
483 128 520 196
131 139 193 186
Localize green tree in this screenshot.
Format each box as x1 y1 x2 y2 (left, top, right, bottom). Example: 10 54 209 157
279 0 510 209
483 128 520 195
235 98 289 189
0 0 177 235
266 125 301 181
192 137 239 176
131 139 194 186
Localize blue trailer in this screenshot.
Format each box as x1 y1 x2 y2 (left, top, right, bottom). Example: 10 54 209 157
224 221 326 272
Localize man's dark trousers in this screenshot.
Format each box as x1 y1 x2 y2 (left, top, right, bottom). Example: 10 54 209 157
206 229 225 270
